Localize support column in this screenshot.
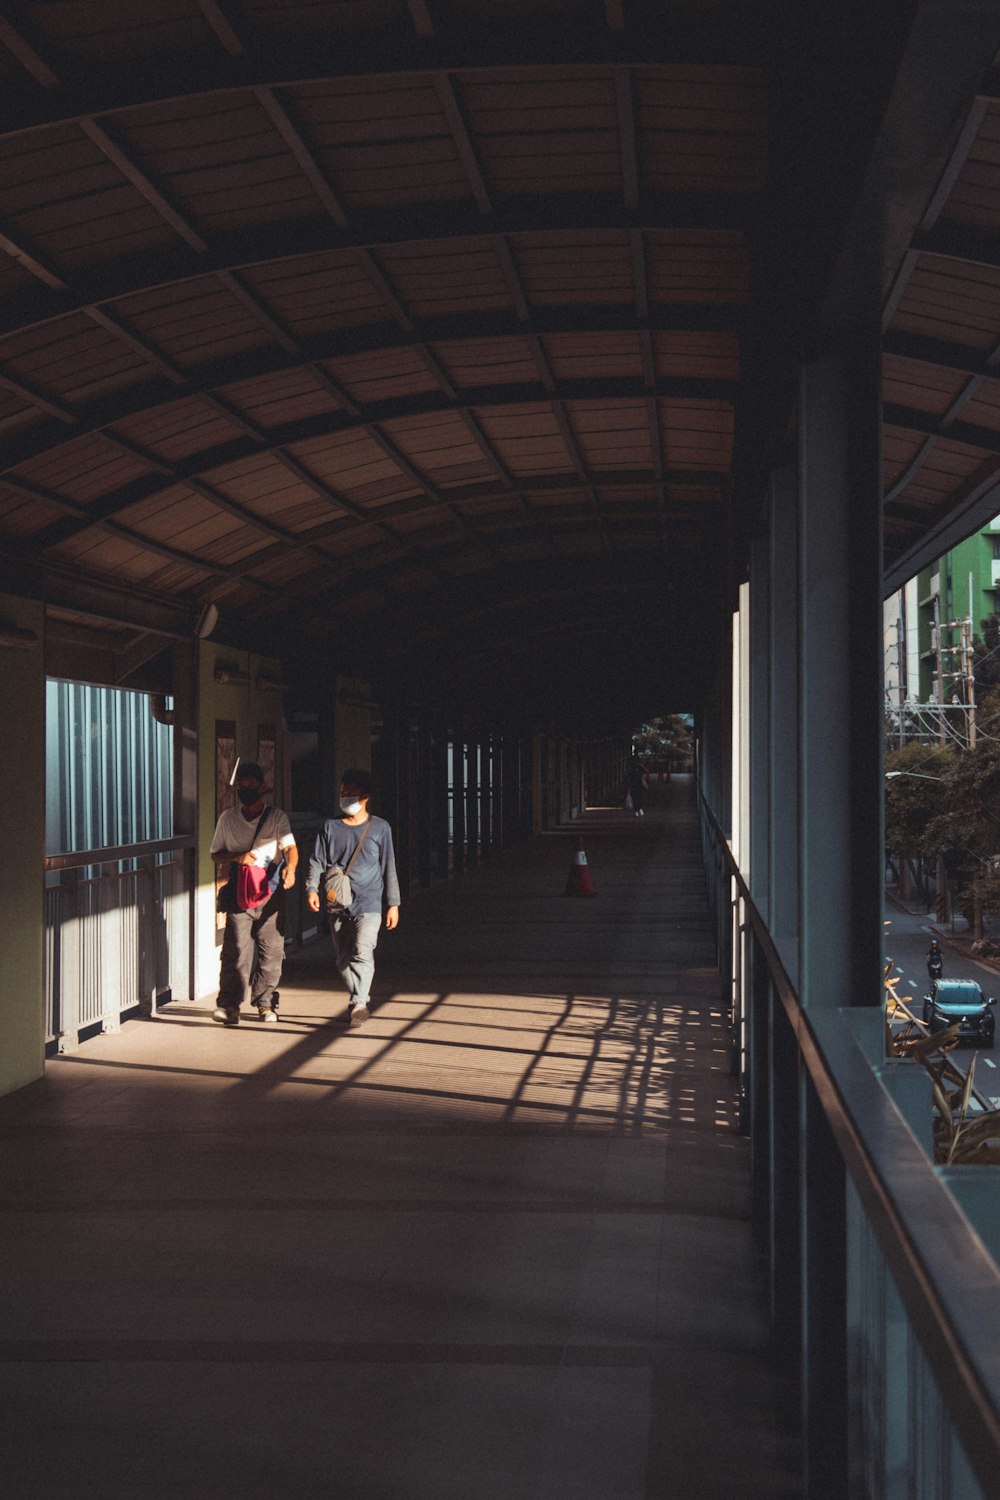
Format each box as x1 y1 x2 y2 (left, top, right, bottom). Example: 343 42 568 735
171 640 198 1005
434 721 450 881
452 724 465 876
769 465 801 990
0 594 45 1095
799 346 884 1012
417 716 433 888
796 325 883 1500
465 728 479 867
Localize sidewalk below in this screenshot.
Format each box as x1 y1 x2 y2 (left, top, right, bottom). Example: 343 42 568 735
0 776 799 1499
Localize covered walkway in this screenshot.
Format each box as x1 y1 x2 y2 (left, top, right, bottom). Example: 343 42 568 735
0 778 798 1499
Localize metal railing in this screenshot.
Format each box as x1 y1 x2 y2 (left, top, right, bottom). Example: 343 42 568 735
700 795 1000 1500
43 835 194 1047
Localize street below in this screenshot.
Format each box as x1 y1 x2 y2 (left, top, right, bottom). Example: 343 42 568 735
885 895 1000 1107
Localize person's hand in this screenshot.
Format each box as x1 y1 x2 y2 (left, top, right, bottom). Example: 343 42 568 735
307 891 321 913
282 866 296 889
385 905 400 931
238 851 256 866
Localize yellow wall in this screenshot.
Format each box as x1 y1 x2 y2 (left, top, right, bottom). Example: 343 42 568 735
334 676 374 783
0 595 45 1095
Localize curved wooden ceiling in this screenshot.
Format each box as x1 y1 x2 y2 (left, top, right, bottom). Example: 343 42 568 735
1 1 996 725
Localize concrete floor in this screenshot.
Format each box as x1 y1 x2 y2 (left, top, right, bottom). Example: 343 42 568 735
0 777 800 1498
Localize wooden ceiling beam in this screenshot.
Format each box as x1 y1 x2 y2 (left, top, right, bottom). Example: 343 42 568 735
883 328 1000 379
84 305 187 386
0 10 771 133
195 0 248 57
433 72 493 217
3 474 254 582
406 0 435 37
0 223 67 291
614 66 640 213
0 201 752 342
252 86 350 228
79 118 209 253
0 13 60 90
884 401 1000 459
0 369 77 424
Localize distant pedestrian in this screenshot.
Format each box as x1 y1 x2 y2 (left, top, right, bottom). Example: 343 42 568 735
626 757 646 817
927 939 943 981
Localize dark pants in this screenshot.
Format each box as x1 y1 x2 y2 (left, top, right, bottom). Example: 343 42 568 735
218 889 286 1010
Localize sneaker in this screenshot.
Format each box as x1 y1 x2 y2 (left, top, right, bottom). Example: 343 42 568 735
213 1006 240 1027
212 1006 227 1022
258 1006 277 1024
349 1002 369 1027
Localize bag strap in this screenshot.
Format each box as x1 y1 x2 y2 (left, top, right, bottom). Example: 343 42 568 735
237 807 271 860
343 818 372 875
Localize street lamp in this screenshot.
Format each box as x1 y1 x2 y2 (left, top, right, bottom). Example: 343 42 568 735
885 771 944 781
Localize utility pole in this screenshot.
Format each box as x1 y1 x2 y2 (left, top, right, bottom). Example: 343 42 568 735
967 571 977 750
934 592 945 740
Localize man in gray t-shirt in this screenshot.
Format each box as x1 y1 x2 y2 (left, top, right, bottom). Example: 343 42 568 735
306 768 400 1027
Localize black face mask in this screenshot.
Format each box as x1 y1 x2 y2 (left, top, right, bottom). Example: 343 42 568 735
237 786 263 806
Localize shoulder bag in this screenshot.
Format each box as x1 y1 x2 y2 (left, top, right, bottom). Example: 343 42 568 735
322 820 372 912
216 808 275 913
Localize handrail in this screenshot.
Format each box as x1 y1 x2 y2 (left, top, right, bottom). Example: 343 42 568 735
44 834 195 872
700 791 1000 1499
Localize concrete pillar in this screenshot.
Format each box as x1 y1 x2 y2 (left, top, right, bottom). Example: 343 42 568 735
0 594 45 1095
796 328 883 1500
768 465 802 990
798 344 884 1013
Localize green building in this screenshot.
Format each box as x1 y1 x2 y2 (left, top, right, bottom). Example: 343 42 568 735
884 517 1000 709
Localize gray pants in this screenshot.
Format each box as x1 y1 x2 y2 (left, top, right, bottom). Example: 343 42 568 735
328 911 382 1010
218 891 285 1010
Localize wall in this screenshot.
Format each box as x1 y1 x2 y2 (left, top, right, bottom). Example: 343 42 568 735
334 676 374 792
0 594 45 1095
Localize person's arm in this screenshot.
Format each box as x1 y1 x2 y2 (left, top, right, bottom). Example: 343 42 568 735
380 823 401 930
280 839 298 888
305 827 329 912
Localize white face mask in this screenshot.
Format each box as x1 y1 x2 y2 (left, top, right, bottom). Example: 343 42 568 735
340 798 364 816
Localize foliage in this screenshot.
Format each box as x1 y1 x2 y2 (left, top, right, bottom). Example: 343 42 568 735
884 743 956 863
923 714 1000 920
632 715 693 771
973 614 1000 698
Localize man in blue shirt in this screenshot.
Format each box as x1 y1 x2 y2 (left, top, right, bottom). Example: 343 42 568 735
306 768 400 1026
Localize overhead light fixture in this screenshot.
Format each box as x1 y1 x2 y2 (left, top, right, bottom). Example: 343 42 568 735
214 667 250 686
195 602 219 639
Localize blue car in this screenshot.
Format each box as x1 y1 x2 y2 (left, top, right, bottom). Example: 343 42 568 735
922 979 996 1048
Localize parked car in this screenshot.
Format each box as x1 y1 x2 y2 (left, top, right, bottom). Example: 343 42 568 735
922 979 996 1047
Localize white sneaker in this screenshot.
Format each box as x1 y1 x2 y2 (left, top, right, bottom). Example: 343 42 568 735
349 1002 369 1027
258 1006 277 1023
212 1007 228 1022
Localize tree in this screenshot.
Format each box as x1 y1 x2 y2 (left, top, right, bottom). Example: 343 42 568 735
885 743 957 904
921 689 1000 936
632 715 693 772
973 614 1000 698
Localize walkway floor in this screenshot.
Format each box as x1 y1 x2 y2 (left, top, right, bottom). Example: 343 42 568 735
0 776 800 1499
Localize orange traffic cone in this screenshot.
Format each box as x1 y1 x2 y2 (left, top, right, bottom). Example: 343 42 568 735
563 835 597 897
